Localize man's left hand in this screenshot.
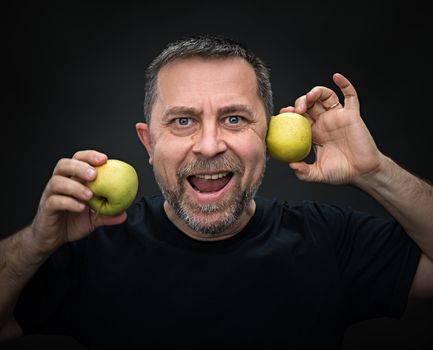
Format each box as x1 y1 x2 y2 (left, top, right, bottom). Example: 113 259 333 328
280 73 384 185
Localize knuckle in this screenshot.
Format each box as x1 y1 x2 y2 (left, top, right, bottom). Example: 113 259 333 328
44 195 56 209
72 150 84 159
45 177 56 194
55 196 69 210
53 158 70 175
48 175 62 193
44 182 53 196
57 157 69 167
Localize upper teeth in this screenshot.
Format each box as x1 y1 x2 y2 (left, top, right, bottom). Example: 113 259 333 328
195 172 228 180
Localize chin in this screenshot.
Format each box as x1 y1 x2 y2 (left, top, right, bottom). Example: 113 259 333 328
181 206 243 235
156 159 265 235
177 178 261 236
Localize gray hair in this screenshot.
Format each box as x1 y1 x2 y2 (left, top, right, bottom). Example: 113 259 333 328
143 34 273 124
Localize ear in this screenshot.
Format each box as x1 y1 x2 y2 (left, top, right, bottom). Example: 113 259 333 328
136 122 153 165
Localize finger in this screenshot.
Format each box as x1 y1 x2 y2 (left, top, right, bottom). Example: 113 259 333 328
46 175 93 202
288 162 321 182
333 73 359 110
72 150 108 166
293 95 308 114
295 88 340 120
53 159 97 182
306 86 341 111
293 93 323 120
52 158 97 182
279 106 296 114
278 105 313 125
44 194 87 213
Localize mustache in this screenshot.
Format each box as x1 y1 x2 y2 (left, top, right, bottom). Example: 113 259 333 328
177 155 244 179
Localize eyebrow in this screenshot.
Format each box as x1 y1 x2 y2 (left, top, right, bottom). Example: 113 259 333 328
163 104 253 120
163 106 201 120
218 104 254 116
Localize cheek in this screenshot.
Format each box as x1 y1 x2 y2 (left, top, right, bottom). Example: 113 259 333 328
152 138 190 184
231 131 267 178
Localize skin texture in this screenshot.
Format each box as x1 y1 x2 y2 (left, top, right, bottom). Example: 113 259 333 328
136 57 268 241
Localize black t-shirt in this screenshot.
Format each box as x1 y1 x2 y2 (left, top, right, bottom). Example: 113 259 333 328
14 196 421 349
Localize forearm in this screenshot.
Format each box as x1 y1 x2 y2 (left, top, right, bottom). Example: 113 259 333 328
355 154 433 259
0 226 50 328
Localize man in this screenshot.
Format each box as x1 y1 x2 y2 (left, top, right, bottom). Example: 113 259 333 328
0 34 432 349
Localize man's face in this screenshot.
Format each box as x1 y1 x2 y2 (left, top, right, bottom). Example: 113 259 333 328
138 57 268 235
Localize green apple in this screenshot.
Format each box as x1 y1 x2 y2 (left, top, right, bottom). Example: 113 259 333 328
86 159 139 216
266 112 312 162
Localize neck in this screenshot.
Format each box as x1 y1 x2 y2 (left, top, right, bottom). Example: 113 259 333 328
163 200 256 241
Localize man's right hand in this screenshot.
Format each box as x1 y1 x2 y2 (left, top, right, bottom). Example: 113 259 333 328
1 150 128 341
30 150 127 255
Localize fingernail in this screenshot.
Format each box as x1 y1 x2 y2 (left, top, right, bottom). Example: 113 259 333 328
78 203 86 211
83 189 93 199
87 168 96 178
95 153 107 162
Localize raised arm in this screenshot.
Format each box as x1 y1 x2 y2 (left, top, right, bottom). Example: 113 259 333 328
0 150 126 341
281 73 433 298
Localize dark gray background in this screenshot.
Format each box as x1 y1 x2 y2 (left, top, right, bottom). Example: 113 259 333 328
2 1 432 349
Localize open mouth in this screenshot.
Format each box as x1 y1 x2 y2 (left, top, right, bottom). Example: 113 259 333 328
187 172 233 193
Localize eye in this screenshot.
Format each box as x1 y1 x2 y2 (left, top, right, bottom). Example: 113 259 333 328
175 117 192 126
225 116 242 125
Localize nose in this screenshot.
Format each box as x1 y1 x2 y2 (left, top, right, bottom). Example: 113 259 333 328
192 122 227 158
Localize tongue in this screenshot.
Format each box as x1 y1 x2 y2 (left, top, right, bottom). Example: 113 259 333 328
189 175 231 193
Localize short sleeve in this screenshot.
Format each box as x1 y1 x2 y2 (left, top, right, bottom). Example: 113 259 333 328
302 201 421 324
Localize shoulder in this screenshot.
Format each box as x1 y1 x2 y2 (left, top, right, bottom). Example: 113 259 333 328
253 196 353 242
254 196 383 247
255 196 354 227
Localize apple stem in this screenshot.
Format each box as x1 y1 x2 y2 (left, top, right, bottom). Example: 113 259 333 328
96 200 104 217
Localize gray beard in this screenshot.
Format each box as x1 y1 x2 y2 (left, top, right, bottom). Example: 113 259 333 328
155 155 266 235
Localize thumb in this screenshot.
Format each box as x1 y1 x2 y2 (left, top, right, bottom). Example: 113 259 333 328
289 162 322 182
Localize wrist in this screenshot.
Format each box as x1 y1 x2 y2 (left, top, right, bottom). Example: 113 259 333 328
30 215 68 256
352 153 394 192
